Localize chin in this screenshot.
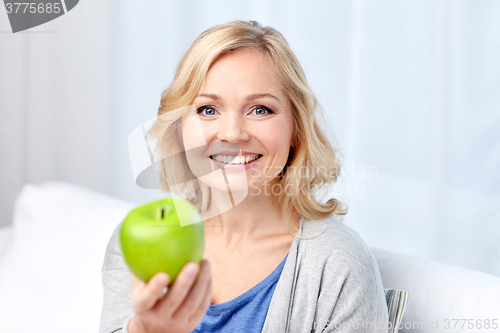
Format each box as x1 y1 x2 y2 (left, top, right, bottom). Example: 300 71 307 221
198 171 250 194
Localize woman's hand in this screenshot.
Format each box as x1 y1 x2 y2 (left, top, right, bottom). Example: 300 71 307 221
128 260 212 333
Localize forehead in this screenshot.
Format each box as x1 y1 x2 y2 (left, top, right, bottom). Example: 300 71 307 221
199 48 283 95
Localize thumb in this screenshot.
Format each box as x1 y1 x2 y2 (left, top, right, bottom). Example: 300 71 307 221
132 273 170 311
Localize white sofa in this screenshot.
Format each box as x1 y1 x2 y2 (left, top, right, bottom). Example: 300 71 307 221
0 182 499 333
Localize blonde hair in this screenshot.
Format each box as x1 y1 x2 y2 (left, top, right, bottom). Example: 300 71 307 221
148 20 347 237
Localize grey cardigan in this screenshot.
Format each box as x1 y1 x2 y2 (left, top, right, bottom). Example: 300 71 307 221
99 214 389 333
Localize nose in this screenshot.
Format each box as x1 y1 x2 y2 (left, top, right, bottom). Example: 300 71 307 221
216 112 249 143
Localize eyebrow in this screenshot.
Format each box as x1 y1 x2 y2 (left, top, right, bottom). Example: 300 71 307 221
195 93 280 103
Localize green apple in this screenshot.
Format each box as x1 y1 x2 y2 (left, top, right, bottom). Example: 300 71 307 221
120 197 205 285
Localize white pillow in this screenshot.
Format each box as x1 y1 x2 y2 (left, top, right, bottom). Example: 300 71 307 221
0 226 13 257
0 181 136 333
372 248 500 333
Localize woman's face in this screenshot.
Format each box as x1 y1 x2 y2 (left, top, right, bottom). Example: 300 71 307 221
181 48 294 199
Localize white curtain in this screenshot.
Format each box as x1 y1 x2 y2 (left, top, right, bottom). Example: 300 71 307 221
1 0 499 277
0 1 113 224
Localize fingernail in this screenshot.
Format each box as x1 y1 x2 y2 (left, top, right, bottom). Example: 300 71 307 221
187 263 198 277
203 261 210 272
159 286 168 299
157 274 168 286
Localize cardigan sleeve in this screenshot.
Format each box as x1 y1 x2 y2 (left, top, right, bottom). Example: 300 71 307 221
98 221 135 333
318 252 389 333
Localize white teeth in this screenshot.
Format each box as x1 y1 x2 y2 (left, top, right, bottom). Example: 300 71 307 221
211 154 260 164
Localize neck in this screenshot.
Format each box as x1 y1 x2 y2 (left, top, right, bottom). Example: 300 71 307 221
201 182 299 251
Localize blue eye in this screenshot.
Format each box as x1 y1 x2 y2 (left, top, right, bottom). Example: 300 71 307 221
196 106 217 116
196 105 275 116
254 106 274 115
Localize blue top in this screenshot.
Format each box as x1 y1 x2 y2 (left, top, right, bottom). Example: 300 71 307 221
191 253 289 333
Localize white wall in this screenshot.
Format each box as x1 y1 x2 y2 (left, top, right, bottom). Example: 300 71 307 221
1 0 499 277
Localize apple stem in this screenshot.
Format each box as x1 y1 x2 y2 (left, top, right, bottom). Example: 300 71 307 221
157 205 172 220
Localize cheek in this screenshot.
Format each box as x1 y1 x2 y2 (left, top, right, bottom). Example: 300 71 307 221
182 114 208 150
258 120 293 157
270 134 291 157
181 115 213 179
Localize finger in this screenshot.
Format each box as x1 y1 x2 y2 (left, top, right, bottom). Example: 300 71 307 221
132 274 144 289
157 262 200 315
188 272 212 325
172 260 211 320
132 272 170 312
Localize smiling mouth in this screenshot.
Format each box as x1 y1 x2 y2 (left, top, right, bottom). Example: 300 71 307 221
209 154 263 165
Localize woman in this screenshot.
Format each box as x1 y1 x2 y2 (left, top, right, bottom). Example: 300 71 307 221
99 20 389 333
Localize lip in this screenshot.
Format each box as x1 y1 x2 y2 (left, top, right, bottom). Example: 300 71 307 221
209 154 262 172
210 150 260 157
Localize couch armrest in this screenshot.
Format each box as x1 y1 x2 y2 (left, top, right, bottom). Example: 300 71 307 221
373 247 500 333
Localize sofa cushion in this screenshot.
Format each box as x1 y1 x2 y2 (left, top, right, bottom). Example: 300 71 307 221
0 181 136 333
